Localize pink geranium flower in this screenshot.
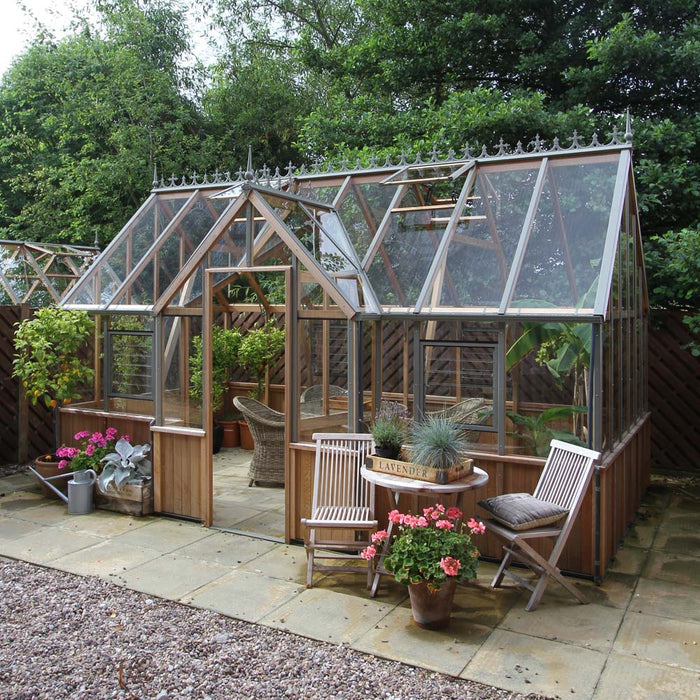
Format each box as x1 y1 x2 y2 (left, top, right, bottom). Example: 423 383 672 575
439 556 462 577
361 545 376 560
371 530 388 543
467 518 486 535
435 519 454 530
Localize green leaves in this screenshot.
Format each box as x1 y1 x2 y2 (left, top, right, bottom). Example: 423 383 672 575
12 308 95 407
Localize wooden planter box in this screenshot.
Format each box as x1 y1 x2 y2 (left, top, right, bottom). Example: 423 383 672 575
96 481 153 516
368 455 474 484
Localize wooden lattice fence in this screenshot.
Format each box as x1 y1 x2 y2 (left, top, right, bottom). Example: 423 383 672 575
648 311 700 472
0 305 54 464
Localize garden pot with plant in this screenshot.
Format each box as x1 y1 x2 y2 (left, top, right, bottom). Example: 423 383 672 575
13 308 95 458
95 438 153 516
371 401 410 460
237 320 285 404
362 504 486 629
190 326 242 453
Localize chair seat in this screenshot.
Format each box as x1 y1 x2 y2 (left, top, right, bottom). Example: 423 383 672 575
304 505 376 528
486 518 564 541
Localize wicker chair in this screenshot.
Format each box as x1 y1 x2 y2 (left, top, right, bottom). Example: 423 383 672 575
300 384 347 417
233 396 286 486
427 397 490 445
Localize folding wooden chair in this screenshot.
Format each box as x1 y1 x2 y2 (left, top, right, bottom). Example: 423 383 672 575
301 433 377 588
481 439 601 611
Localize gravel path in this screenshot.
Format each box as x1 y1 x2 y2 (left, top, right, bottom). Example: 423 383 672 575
0 560 549 700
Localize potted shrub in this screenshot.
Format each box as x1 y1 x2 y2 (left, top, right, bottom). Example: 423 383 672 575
13 308 96 494
237 320 285 403
96 437 153 516
362 504 486 629
406 416 472 484
506 406 588 457
371 401 410 459
190 326 242 451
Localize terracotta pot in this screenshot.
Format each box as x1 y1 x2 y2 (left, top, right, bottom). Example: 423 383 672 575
407 579 458 630
238 419 254 450
33 457 70 500
218 419 240 448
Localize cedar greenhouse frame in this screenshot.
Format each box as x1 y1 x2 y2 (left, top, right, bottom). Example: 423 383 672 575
59 127 649 580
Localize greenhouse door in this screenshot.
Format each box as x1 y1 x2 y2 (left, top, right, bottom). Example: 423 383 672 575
202 266 293 532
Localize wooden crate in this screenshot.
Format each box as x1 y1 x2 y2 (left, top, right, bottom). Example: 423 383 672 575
368 455 474 484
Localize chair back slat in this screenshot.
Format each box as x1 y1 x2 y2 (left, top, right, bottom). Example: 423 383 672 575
311 433 375 517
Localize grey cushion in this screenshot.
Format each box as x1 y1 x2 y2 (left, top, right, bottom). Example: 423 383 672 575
478 493 568 531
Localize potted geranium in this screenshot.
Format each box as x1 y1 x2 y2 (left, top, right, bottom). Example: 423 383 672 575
362 504 486 629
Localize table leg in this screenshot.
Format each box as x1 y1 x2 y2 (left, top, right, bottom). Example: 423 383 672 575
369 489 400 597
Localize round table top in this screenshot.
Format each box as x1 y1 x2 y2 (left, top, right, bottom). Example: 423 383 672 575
360 464 488 494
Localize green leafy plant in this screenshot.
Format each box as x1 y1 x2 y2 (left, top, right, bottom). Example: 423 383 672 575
408 417 469 470
190 326 242 413
98 438 152 493
12 308 95 408
371 401 410 453
362 505 486 589
507 406 588 457
237 320 285 401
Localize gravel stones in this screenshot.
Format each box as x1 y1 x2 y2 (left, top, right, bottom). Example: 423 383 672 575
0 560 548 700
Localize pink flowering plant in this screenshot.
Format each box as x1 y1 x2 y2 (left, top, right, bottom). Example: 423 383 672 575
362 504 486 590
55 427 130 473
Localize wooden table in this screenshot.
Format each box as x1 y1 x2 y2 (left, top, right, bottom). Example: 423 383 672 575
360 465 489 597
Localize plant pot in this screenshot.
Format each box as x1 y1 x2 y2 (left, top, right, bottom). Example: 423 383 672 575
374 445 401 460
407 579 458 630
238 419 254 450
218 419 240 448
33 456 70 500
212 422 223 454
95 480 153 516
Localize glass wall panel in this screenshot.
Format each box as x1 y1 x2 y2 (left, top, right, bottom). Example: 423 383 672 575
511 156 619 310
109 316 154 397
297 318 349 440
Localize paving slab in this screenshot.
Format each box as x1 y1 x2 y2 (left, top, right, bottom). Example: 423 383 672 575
116 553 230 599
51 539 165 579
500 600 624 652
1 500 75 525
0 526 104 565
463 628 606 698
630 577 700 622
606 544 648 575
111 517 212 553
55 510 156 538
228 510 285 538
352 603 491 676
613 610 700 671
594 652 700 700
652 530 700 556
0 515 47 541
177 530 280 567
182 569 305 623
238 543 308 584
260 587 394 645
643 550 700 586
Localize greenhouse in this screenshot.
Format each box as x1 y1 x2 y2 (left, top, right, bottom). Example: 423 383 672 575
59 127 649 579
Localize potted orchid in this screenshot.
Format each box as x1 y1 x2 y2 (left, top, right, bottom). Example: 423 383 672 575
362 504 486 629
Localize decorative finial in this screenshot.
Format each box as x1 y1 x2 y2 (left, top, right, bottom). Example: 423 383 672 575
152 164 158 188
244 145 254 181
625 109 633 144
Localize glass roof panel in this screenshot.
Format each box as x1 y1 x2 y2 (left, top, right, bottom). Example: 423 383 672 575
510 154 619 312
381 162 463 185
338 182 396 260
65 194 190 306
366 185 450 307
432 162 540 309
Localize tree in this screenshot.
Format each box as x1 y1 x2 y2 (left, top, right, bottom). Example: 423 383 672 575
0 0 207 245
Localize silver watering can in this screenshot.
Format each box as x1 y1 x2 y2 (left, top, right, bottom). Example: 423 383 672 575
67 469 97 514
29 466 96 515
